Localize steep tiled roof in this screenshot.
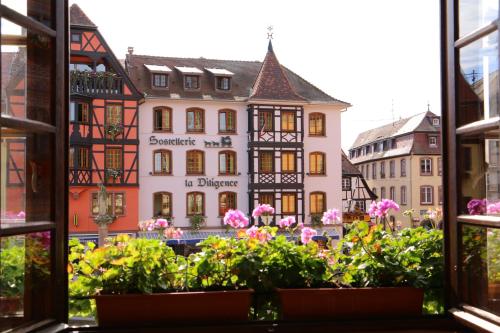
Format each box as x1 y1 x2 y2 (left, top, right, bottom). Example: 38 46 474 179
342 151 361 176
70 4 96 28
249 41 305 101
126 53 349 105
351 111 439 149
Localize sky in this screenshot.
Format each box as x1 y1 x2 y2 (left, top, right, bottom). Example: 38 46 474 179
67 0 441 151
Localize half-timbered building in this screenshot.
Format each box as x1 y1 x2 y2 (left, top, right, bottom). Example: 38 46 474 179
127 40 349 230
68 5 142 235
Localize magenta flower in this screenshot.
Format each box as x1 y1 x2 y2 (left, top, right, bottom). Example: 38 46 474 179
251 204 275 218
297 222 304 229
467 199 487 215
300 227 317 244
154 218 169 229
278 216 295 229
245 225 259 238
368 201 377 216
223 209 249 229
321 208 341 225
17 211 26 218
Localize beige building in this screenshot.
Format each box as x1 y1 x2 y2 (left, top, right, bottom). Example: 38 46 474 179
348 111 442 227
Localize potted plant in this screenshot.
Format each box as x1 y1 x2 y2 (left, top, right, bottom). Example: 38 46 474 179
0 238 24 315
189 214 205 231
104 123 123 141
69 232 253 327
252 203 275 226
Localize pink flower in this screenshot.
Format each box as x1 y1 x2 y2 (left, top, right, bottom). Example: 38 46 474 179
297 222 304 229
138 219 156 231
245 225 259 238
17 211 26 218
487 201 500 214
278 216 295 229
154 218 169 229
321 209 340 225
223 209 249 229
300 227 317 244
368 199 399 218
251 204 275 218
164 227 183 239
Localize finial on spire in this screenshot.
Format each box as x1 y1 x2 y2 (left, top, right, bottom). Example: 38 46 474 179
267 26 274 40
427 102 431 112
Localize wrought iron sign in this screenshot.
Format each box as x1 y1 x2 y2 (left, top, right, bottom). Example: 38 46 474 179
204 136 232 148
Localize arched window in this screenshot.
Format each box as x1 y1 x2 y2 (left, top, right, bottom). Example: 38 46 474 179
219 150 236 175
309 113 325 136
186 107 204 132
218 109 236 133
153 149 172 175
310 192 326 214
219 192 237 216
154 106 172 132
153 192 172 218
187 192 204 216
309 152 325 175
186 150 204 175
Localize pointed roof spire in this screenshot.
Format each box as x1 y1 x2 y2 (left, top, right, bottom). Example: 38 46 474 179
250 39 305 101
70 4 97 28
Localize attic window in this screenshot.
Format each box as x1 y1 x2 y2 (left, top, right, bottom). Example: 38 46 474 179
216 77 231 91
432 118 440 126
153 74 168 88
145 65 172 89
185 75 200 90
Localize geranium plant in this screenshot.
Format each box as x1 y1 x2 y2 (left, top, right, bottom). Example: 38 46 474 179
252 204 275 225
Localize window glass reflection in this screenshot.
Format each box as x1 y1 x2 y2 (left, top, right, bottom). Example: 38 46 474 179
458 33 498 127
459 0 498 38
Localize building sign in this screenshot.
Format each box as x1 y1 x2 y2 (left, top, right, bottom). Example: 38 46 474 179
204 136 232 148
149 136 196 146
185 178 238 189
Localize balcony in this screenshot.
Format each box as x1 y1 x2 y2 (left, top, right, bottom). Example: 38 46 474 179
70 71 123 96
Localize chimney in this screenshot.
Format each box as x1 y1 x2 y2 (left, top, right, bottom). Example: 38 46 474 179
128 46 134 55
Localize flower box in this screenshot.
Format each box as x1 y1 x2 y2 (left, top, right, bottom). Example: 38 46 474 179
277 287 424 320
95 289 253 327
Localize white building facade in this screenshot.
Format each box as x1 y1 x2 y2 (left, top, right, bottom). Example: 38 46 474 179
127 41 349 230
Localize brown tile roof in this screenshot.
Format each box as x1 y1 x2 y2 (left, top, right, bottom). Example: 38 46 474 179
70 4 96 28
351 111 439 149
126 51 349 105
342 151 361 175
249 41 305 101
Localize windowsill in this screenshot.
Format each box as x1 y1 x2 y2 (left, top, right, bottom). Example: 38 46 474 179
308 174 327 177
152 130 173 133
420 174 433 176
218 173 238 176
151 86 169 90
308 134 326 137
217 132 237 135
185 131 206 134
150 172 172 176
186 173 205 176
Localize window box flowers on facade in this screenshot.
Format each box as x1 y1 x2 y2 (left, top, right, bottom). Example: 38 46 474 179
104 123 124 141
105 168 123 180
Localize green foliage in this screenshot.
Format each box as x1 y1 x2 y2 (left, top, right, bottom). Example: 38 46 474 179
333 221 444 314
189 215 205 231
310 214 322 228
0 238 25 297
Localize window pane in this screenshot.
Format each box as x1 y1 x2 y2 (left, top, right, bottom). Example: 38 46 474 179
0 232 52 332
460 225 500 315
458 33 498 127
459 0 498 38
1 21 54 123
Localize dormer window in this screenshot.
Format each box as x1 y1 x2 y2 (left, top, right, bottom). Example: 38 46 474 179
432 118 440 126
145 64 172 89
216 77 231 90
429 136 438 147
153 74 168 88
184 75 200 89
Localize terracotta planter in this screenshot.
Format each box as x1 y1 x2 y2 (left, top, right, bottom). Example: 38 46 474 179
0 296 23 315
95 289 252 327
277 287 424 320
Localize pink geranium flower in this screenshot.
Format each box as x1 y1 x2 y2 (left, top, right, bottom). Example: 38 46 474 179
17 211 26 218
487 201 500 214
245 226 272 243
321 208 341 225
368 199 400 218
154 218 169 229
251 204 275 218
278 216 295 229
223 209 249 229
300 227 317 244
164 227 183 239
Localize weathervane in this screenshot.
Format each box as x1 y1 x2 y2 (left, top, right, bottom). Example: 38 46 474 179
267 26 274 40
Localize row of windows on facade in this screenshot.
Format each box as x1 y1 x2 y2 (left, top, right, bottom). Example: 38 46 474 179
70 101 327 136
369 184 443 206
358 157 442 180
70 147 328 176
90 191 328 219
152 72 231 92
349 133 439 159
